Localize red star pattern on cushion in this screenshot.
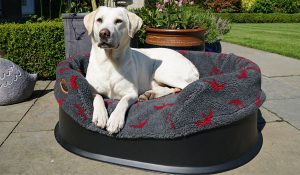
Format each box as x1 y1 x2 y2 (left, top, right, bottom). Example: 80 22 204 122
59 68 70 74
153 103 174 110
205 79 226 92
54 51 266 138
255 95 262 107
130 119 149 129
74 104 87 124
56 98 65 107
228 99 245 108
178 50 188 55
104 99 113 107
237 69 248 79
70 75 79 90
195 109 213 126
166 112 176 129
209 67 223 76
203 52 212 58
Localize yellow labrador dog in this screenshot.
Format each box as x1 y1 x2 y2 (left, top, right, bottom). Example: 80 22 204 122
84 6 199 134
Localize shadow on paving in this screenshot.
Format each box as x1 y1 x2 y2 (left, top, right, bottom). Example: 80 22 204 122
28 89 53 101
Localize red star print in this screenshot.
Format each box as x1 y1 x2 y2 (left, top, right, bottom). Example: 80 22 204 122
209 67 223 76
237 69 247 79
228 99 245 108
130 119 149 129
74 104 87 124
70 75 78 90
205 79 226 92
195 109 213 126
153 103 174 110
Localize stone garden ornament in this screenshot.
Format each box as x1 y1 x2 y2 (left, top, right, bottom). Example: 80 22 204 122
0 58 37 105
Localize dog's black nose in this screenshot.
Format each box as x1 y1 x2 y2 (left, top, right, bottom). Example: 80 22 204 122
99 28 111 40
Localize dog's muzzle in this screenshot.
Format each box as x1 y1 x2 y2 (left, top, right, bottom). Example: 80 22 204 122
98 28 115 48
99 28 111 40
98 42 113 48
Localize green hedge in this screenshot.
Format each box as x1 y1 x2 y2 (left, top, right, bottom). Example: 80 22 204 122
214 13 300 23
0 22 65 79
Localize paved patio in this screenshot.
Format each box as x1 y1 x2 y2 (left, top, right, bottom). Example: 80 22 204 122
0 42 299 174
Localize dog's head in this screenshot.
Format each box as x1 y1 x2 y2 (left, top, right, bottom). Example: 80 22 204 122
84 6 143 49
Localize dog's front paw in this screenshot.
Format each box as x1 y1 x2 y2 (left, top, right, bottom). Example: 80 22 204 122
106 113 125 134
92 108 108 129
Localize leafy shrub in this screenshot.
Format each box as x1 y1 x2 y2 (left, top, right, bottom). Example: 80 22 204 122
205 0 242 13
249 0 299 13
215 13 300 23
249 0 275 13
274 0 299 13
192 0 207 8
241 0 256 11
65 0 104 13
144 0 157 8
0 22 65 79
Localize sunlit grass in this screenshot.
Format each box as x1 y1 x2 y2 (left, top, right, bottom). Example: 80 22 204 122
223 23 300 60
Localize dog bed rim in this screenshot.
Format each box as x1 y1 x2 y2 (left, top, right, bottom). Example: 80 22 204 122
55 107 262 174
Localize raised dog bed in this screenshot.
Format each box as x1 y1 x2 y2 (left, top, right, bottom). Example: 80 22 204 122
54 51 265 174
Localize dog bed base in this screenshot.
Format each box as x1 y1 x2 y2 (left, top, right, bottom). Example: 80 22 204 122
55 107 262 174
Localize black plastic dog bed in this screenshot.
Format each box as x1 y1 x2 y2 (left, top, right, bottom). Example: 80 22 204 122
54 51 265 174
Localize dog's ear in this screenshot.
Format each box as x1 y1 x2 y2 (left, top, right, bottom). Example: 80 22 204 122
84 10 97 35
126 11 143 38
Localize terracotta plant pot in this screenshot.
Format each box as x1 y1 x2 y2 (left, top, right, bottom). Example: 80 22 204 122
145 26 207 51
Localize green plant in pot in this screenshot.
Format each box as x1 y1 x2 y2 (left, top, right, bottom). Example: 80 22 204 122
134 0 230 52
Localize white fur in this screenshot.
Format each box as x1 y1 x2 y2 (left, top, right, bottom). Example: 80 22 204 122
84 6 199 134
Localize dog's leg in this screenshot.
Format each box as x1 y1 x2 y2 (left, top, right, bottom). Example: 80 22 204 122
106 94 138 134
92 94 108 128
138 86 181 101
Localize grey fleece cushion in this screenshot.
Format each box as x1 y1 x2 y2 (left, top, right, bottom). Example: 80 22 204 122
0 58 37 105
54 51 265 139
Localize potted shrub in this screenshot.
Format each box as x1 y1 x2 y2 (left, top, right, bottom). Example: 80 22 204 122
134 0 231 52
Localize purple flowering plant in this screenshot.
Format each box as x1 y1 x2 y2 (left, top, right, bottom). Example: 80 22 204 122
153 0 199 29
133 0 230 43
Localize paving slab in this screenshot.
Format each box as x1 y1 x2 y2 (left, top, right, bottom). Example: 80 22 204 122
1 122 299 175
259 107 282 123
273 75 300 89
47 81 56 91
0 122 17 145
0 131 158 175
221 42 300 77
0 81 51 122
263 99 300 130
31 81 52 98
262 76 300 100
0 99 35 122
14 91 58 133
220 122 300 175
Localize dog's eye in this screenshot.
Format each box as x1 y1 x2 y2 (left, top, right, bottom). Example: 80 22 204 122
115 19 123 24
97 18 102 23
